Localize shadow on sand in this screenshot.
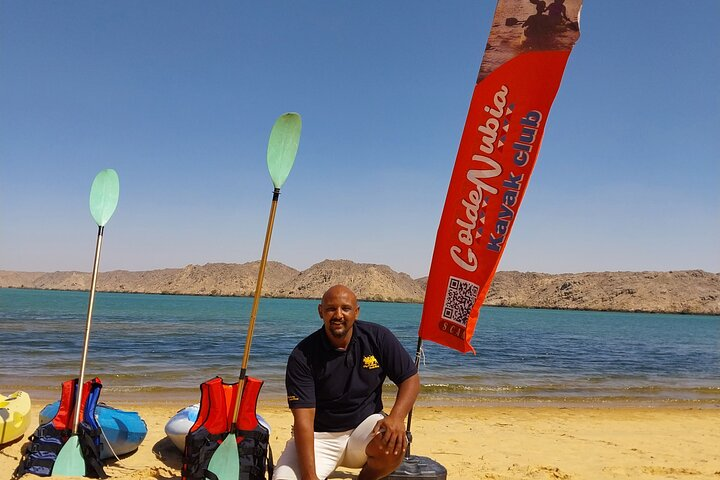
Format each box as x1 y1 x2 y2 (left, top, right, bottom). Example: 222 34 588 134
150 436 182 479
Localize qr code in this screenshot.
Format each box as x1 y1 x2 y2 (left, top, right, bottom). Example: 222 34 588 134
441 277 480 326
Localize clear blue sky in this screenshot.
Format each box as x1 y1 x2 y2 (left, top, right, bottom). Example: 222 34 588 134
2 1 718 278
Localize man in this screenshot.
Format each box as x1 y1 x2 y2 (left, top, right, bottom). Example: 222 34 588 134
273 285 420 480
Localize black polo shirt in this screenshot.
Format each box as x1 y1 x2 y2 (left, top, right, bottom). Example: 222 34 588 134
285 320 417 432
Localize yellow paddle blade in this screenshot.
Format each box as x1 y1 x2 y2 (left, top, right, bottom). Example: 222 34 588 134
206 432 239 480
52 435 85 476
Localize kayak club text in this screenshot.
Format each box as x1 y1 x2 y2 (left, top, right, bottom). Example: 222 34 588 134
450 84 544 272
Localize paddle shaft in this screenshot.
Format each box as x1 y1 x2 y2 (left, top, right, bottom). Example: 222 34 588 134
71 225 104 434
230 188 281 427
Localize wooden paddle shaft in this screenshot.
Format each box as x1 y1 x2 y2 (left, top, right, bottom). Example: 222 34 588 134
231 188 280 425
71 225 104 434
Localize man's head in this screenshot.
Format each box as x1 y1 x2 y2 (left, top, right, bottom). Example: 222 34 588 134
318 285 359 348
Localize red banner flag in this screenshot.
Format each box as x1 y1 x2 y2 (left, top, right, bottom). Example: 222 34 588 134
419 0 583 353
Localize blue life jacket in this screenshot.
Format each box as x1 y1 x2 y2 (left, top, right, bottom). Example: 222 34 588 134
14 378 106 478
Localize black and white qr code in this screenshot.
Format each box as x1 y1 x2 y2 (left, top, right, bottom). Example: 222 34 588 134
441 277 479 326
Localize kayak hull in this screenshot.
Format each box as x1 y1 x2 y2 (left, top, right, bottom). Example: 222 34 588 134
40 401 147 459
164 403 199 452
164 403 270 452
0 391 31 444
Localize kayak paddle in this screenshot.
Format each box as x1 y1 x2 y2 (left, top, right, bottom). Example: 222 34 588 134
53 169 120 477
206 112 302 480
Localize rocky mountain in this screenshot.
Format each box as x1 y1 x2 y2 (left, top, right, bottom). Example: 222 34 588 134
0 262 298 297
274 259 425 302
1 261 718 314
483 270 719 314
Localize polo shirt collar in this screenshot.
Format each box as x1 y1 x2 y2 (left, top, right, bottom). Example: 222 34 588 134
319 321 359 352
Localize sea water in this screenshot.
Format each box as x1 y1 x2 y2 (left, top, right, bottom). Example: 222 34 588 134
1 288 718 407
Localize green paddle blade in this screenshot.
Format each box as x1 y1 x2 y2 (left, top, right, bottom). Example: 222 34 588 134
89 169 120 227
206 433 239 480
267 112 301 189
52 435 85 476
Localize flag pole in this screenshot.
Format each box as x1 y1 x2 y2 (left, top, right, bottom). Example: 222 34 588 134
404 336 423 457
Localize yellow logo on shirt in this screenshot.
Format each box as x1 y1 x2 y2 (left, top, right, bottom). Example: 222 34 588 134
363 355 380 370
287 395 299 402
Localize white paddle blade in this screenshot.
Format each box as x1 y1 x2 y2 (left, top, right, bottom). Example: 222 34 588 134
206 432 240 480
267 113 301 189
52 435 85 476
89 168 120 227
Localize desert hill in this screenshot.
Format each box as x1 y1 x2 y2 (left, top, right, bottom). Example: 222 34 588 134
275 259 425 302
1 260 717 315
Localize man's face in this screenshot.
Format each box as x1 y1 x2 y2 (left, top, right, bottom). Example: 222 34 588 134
318 287 359 343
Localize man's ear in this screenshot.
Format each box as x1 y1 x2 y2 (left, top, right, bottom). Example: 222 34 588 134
318 303 323 318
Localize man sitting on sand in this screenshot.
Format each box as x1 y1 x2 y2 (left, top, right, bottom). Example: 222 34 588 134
273 285 420 480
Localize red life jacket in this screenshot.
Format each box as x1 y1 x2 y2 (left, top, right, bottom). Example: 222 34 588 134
182 376 272 480
15 378 106 478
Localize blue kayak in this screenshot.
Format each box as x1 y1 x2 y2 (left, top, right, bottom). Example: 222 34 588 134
39 401 147 459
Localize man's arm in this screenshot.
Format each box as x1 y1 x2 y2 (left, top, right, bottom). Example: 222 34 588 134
291 407 319 480
372 373 420 455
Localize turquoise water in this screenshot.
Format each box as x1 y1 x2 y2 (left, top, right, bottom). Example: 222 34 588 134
1 288 718 406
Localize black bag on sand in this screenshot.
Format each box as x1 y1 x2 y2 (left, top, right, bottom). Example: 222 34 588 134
382 455 447 480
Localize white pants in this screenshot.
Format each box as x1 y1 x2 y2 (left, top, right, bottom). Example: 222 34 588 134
272 413 384 480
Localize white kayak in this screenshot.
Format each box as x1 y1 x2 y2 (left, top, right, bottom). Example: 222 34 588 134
0 391 31 444
164 403 270 452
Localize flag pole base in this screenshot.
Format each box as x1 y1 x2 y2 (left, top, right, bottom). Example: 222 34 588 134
382 455 447 480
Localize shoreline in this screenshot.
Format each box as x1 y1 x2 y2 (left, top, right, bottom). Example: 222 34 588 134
12 385 720 410
2 401 719 479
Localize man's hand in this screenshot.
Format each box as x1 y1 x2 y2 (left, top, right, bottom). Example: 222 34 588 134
373 373 420 456
372 414 408 456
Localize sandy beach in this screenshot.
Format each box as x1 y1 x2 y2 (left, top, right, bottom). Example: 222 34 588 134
2 399 719 480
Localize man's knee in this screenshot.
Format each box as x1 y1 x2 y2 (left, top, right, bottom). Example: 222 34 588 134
364 433 404 471
272 464 299 480
272 439 300 480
